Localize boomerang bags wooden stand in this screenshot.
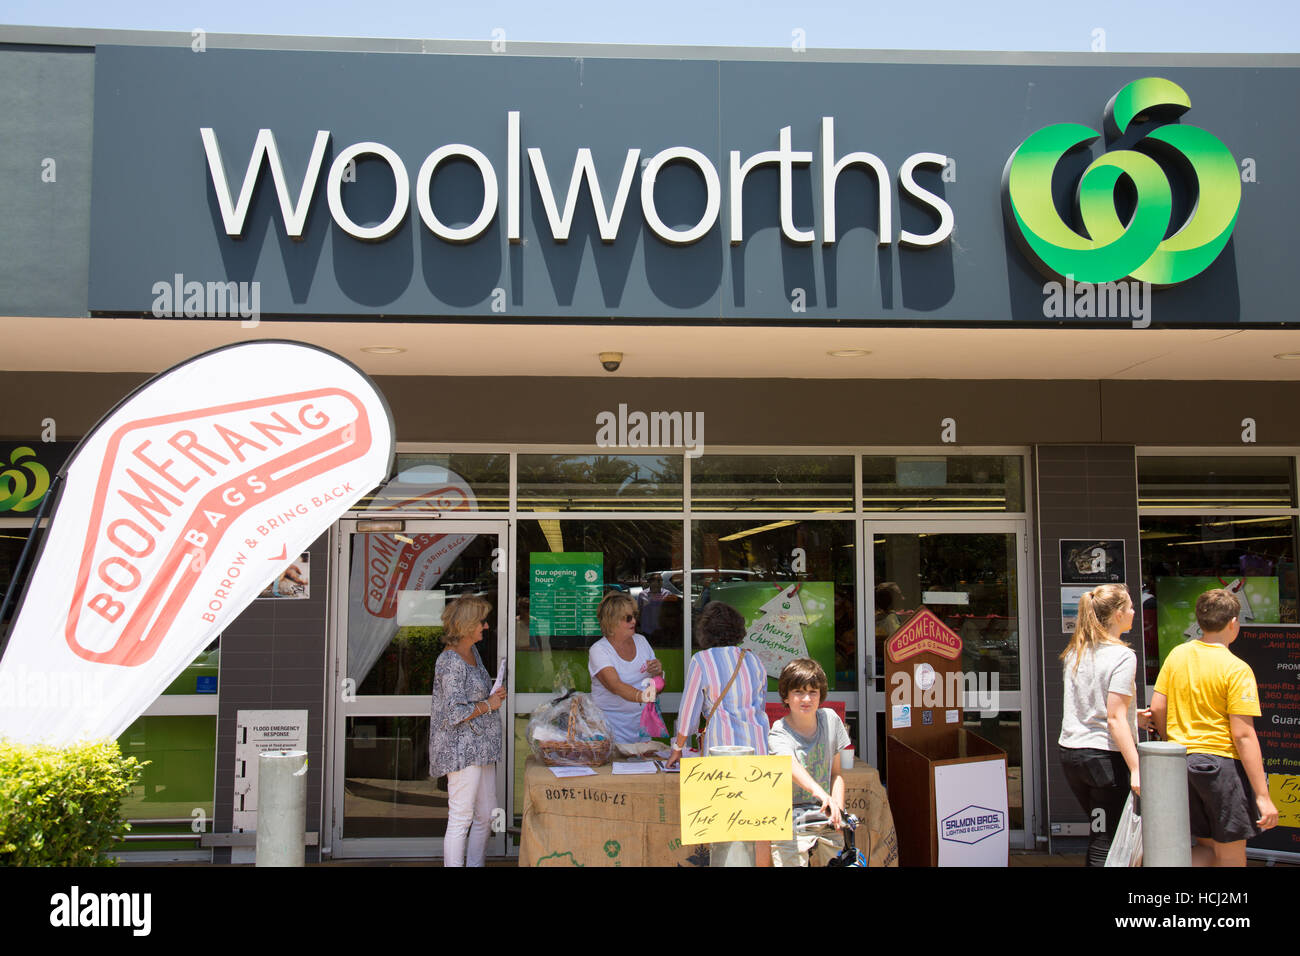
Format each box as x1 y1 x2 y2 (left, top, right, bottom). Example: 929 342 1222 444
884 608 1008 866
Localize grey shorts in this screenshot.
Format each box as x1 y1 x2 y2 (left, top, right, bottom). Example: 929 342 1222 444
771 836 838 867
1186 753 1260 844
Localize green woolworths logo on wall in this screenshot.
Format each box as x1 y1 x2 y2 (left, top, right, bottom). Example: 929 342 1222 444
1002 77 1241 285
0 446 51 513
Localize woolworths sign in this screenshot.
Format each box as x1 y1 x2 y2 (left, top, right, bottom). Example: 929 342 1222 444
202 113 954 248
88 46 1280 324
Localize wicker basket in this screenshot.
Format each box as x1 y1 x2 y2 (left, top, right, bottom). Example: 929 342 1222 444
534 697 613 767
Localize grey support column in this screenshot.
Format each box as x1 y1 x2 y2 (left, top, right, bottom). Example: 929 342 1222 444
256 750 309 867
1138 741 1191 867
708 744 756 867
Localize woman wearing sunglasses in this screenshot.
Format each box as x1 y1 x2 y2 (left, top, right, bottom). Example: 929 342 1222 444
588 591 663 743
428 594 505 866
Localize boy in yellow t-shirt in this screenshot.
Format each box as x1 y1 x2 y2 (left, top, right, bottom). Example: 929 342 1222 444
1150 588 1278 867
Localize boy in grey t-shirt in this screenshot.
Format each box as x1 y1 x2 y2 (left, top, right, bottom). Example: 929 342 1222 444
768 658 851 867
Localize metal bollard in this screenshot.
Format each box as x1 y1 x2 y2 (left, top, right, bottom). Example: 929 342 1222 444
255 750 308 867
708 745 756 867
1138 741 1191 867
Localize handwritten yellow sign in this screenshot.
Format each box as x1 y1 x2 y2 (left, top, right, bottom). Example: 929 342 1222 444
1267 774 1300 828
678 755 792 844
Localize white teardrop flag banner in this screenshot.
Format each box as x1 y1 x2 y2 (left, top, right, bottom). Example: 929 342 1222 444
0 341 394 746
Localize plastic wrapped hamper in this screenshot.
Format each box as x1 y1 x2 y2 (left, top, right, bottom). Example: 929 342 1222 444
526 691 613 766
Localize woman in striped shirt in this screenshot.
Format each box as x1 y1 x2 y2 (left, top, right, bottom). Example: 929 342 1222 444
667 601 770 759
667 601 772 863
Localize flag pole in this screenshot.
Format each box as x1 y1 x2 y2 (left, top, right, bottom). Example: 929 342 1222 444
0 472 62 661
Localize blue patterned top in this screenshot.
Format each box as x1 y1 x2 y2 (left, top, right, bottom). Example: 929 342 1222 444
428 644 502 778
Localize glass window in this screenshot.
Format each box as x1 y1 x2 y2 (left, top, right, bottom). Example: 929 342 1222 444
691 519 856 691
342 716 441 839
965 712 1023 831
1139 514 1297 685
863 455 1024 512
690 454 854 512
348 531 500 696
872 530 1021 691
515 519 684 694
1138 456 1296 509
0 525 37 635
117 715 216 852
359 453 510 512
160 637 220 695
517 454 683 512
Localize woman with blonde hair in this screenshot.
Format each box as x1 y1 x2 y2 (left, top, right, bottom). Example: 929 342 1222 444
1057 583 1141 866
428 594 505 867
587 591 662 743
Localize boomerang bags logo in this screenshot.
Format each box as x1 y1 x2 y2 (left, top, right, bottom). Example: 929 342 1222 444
886 608 962 663
1003 77 1241 285
71 389 371 666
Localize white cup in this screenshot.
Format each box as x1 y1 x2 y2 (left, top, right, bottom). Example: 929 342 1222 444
840 747 855 770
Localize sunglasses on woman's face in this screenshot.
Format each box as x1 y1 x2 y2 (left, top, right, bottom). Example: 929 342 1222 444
623 613 636 623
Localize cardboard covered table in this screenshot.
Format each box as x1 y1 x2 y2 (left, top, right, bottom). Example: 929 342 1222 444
519 756 897 867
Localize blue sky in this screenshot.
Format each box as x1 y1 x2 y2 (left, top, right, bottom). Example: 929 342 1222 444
4 0 1299 52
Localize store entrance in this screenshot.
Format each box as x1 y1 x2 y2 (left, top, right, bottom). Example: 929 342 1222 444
862 520 1035 845
327 519 509 860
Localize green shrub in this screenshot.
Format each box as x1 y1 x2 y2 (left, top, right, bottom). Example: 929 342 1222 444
0 739 145 866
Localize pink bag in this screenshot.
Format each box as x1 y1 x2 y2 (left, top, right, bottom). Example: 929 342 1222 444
639 674 667 737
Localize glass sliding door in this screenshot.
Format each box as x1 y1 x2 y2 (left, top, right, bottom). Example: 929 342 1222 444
329 519 508 859
863 520 1034 845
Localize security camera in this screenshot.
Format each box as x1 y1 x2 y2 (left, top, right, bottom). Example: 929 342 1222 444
599 351 623 373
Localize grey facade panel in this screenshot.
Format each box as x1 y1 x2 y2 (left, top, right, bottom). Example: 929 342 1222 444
0 48 93 317
1101 381 1299 445
1035 445 1144 840
214 533 329 863
6 372 1300 446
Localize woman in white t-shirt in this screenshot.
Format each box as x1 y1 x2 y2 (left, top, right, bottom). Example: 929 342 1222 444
588 591 662 743
1058 582 1141 867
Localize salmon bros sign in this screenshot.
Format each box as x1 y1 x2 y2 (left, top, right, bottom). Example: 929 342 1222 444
200 113 955 248
0 342 394 746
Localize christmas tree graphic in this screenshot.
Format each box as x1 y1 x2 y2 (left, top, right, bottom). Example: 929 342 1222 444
742 584 811 678
1182 577 1255 642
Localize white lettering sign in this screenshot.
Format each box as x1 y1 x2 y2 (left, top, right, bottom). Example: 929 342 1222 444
200 113 955 250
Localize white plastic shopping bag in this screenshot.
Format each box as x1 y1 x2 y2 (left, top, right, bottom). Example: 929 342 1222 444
1104 794 1142 867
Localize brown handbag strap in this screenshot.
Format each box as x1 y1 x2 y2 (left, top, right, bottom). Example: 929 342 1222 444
702 649 747 742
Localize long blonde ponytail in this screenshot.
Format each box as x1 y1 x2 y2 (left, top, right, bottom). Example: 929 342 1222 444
1060 583 1131 673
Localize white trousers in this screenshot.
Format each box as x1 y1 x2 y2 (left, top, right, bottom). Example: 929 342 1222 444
444 763 496 867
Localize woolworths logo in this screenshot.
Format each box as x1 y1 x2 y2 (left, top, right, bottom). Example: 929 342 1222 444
1002 77 1241 285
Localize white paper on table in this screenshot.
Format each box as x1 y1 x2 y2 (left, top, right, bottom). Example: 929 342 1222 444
651 747 698 760
654 760 680 773
548 765 598 778
611 761 659 774
491 660 506 693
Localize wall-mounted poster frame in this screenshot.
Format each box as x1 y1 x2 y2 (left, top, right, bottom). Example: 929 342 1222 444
1059 539 1125 586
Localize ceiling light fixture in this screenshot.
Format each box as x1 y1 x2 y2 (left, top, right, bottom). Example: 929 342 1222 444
827 348 871 358
361 346 406 355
